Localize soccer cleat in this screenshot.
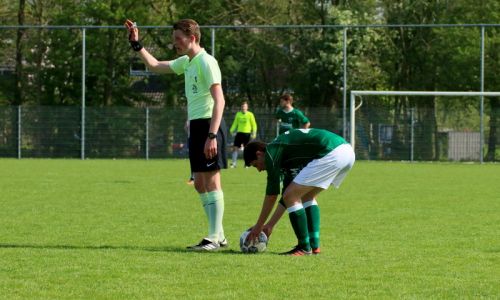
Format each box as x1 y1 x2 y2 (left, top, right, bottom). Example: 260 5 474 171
219 238 229 248
312 247 321 255
186 178 194 185
230 164 236 168
187 238 220 251
279 245 312 256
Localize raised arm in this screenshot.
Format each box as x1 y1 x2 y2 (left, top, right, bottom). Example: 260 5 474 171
125 19 173 74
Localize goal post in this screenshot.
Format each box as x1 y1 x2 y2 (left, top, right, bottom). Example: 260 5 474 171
349 90 500 163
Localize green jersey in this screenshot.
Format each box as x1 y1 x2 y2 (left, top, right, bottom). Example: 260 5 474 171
275 108 310 134
265 128 348 195
170 49 222 120
230 111 257 134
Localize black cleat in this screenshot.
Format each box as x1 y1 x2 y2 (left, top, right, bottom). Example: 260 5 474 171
187 238 220 252
279 245 312 256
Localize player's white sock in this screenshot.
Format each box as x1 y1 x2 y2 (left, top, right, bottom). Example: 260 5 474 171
199 192 210 220
204 190 225 242
232 151 238 166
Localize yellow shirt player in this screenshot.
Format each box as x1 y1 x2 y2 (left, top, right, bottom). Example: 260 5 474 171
229 101 257 168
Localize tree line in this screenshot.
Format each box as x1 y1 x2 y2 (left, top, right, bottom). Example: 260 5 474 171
0 0 499 160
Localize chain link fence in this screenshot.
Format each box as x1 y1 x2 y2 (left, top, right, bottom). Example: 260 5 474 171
0 106 343 159
1 103 498 161
1 24 499 161
353 96 499 161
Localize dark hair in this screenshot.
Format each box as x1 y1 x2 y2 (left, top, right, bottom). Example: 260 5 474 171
280 93 293 103
243 141 267 166
173 19 201 43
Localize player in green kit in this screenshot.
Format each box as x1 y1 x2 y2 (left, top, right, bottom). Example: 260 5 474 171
274 93 315 247
229 101 257 168
125 19 227 251
244 129 355 256
276 93 310 135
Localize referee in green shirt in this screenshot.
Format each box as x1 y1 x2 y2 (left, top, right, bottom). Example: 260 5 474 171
229 101 257 168
125 18 227 251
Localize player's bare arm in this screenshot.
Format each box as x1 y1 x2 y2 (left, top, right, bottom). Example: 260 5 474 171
124 19 173 74
247 194 278 242
262 203 286 238
204 84 225 159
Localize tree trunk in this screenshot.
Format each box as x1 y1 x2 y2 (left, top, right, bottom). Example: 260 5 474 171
14 0 26 105
34 0 45 104
104 29 115 106
486 98 499 161
419 99 437 160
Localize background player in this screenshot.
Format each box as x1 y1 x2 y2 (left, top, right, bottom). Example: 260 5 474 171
229 101 257 168
276 93 310 135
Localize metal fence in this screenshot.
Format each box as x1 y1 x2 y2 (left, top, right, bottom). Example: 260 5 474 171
1 24 499 161
1 103 498 161
0 106 343 159
350 92 500 162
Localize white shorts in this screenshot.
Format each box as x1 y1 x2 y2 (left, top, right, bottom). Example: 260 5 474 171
293 143 355 189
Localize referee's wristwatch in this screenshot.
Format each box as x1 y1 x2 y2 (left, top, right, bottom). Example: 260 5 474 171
208 132 217 139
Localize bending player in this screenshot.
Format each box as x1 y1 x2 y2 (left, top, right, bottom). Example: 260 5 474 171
244 129 355 256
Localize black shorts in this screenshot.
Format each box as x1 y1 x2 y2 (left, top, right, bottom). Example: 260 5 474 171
233 132 251 147
189 118 227 172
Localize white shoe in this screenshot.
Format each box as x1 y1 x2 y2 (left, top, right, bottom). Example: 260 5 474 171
230 164 236 168
219 238 229 248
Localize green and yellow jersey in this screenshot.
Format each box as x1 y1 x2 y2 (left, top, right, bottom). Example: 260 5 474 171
230 111 257 135
275 108 310 134
265 128 348 195
169 49 221 120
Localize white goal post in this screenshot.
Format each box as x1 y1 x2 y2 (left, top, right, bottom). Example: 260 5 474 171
349 90 500 163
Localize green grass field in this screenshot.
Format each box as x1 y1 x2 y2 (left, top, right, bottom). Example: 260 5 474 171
0 159 499 299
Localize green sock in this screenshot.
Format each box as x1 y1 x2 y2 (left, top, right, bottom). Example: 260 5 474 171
288 208 311 251
305 203 320 249
204 190 225 242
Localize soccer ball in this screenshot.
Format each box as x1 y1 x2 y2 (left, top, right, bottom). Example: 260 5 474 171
239 230 268 254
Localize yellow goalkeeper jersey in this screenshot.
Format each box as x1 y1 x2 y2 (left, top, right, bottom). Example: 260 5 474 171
230 111 257 134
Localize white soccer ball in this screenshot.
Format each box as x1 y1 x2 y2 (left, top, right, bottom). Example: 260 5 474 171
239 230 268 254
